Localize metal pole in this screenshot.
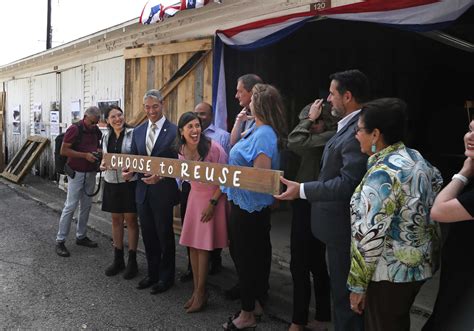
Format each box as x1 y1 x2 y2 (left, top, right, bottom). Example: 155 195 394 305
46 0 52 49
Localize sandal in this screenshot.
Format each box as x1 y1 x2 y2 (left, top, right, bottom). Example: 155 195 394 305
228 311 262 323
222 320 257 330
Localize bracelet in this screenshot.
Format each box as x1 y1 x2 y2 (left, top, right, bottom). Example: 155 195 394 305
209 198 218 206
452 174 469 186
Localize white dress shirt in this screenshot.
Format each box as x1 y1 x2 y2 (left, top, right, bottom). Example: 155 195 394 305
146 116 166 148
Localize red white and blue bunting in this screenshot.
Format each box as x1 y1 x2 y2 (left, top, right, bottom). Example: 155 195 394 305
140 0 215 24
212 0 473 130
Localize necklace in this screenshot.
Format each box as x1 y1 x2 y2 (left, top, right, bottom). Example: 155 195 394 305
183 146 200 161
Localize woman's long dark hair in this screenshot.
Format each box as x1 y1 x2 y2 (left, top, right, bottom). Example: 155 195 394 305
104 106 132 131
175 112 210 160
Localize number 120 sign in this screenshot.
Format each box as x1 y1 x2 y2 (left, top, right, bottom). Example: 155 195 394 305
310 0 331 11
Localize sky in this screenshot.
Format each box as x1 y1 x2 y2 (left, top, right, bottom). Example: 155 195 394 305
0 0 145 66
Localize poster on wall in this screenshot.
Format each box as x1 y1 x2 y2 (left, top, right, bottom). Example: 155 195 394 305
50 111 60 136
12 105 21 135
97 100 120 128
32 103 42 135
50 101 60 136
71 100 81 123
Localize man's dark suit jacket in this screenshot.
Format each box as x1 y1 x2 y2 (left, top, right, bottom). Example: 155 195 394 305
131 119 179 206
130 118 179 283
303 113 368 246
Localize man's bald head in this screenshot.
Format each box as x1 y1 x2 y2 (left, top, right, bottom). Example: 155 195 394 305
194 102 213 130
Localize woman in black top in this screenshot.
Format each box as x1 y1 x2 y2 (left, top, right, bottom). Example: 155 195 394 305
423 120 474 330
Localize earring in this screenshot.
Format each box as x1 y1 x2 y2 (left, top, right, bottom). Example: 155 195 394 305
371 144 377 153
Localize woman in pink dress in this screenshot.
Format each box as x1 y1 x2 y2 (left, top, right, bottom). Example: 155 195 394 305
176 111 228 313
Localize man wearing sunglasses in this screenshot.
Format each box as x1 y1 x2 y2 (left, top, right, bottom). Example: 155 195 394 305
55 106 103 257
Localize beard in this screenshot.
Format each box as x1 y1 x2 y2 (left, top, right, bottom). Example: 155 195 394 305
331 107 344 119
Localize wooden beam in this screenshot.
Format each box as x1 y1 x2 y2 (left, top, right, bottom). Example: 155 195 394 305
124 38 212 59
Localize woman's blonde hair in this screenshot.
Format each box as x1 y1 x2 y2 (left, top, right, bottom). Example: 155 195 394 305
251 83 287 149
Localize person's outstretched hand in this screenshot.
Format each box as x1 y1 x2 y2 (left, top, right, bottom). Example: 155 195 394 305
274 176 300 200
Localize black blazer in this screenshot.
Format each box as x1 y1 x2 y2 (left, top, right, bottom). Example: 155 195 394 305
303 113 368 246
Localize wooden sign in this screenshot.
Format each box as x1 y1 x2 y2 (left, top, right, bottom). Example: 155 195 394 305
103 153 283 195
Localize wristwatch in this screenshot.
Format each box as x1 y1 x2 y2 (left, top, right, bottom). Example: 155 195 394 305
209 198 218 206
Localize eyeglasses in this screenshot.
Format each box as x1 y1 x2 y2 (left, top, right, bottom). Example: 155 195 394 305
354 126 367 133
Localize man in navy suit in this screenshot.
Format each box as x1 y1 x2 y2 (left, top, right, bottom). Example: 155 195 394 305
276 70 369 331
123 89 179 294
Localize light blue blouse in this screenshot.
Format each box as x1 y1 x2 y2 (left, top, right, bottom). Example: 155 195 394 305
222 125 279 213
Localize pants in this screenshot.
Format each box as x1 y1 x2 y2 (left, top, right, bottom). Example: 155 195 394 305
137 189 175 284
229 202 271 311
56 171 96 242
365 280 424 331
327 244 364 331
423 222 474 331
180 181 221 266
290 199 331 324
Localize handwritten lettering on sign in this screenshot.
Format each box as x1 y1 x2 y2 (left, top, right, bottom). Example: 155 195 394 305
103 153 283 195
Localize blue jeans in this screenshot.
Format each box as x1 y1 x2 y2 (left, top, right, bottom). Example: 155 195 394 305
56 171 96 243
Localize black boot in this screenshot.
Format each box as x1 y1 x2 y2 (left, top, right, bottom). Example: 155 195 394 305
105 248 125 276
123 250 138 280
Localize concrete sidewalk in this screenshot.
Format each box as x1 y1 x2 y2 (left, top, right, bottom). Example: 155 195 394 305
1 174 437 330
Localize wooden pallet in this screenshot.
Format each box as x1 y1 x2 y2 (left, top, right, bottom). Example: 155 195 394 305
1 136 50 183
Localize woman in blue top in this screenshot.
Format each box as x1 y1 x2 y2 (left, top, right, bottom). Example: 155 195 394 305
222 84 287 330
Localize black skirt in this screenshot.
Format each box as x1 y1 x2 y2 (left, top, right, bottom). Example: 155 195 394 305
101 181 137 213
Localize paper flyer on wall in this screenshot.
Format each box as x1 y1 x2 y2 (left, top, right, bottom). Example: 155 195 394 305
32 103 42 135
12 105 21 135
50 110 60 136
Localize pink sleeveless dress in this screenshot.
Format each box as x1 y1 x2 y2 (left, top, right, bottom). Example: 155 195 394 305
179 140 229 251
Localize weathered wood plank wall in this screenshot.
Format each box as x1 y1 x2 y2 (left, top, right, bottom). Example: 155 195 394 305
124 38 213 126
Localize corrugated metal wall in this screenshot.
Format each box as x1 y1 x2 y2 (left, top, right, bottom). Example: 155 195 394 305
3 57 125 179
29 73 58 176
60 66 83 126
2 38 209 179
90 57 125 109
5 78 31 165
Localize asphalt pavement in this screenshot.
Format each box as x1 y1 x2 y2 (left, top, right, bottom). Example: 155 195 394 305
0 178 289 330
0 174 438 330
